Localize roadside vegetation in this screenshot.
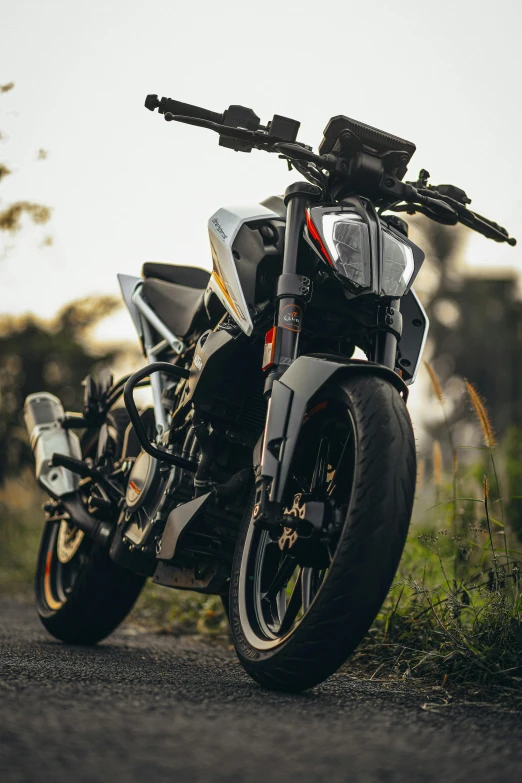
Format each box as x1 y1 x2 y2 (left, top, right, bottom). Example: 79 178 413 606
354 365 522 703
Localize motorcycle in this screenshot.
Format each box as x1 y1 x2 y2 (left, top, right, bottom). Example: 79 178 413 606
24 94 516 691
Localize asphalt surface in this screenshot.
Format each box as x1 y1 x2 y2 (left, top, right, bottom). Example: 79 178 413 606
1 597 521 783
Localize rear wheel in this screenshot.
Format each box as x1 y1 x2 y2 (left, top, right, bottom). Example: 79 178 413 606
230 374 416 691
35 409 145 644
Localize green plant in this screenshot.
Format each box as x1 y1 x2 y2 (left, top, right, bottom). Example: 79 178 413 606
356 366 522 698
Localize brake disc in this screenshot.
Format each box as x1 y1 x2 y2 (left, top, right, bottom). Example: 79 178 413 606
56 519 84 564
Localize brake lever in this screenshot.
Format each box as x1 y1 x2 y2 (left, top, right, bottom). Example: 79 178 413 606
458 209 517 246
415 187 516 245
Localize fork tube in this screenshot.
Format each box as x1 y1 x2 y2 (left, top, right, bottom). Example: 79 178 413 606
282 192 308 275
375 331 398 369
265 182 321 393
374 298 402 371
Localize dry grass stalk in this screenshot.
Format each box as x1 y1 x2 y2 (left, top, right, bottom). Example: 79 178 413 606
416 458 425 490
483 474 489 501
433 441 442 485
424 361 445 405
465 381 496 448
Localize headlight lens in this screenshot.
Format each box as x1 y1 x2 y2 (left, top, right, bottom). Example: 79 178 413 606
321 213 371 288
381 229 415 296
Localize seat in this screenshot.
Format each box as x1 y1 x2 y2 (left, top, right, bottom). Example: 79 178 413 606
142 277 207 338
142 262 210 290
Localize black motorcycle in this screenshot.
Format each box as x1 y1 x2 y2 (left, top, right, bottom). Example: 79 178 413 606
24 95 516 691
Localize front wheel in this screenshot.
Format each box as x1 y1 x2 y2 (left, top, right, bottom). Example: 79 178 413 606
230 374 416 692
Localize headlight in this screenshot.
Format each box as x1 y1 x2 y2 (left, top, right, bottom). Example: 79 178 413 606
313 212 371 289
306 208 417 296
381 229 414 296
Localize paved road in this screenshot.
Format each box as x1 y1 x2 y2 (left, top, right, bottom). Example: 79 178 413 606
1 598 521 783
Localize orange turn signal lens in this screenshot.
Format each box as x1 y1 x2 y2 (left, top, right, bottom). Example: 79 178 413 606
262 326 277 370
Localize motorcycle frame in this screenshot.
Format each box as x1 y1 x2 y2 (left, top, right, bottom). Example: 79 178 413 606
118 275 186 438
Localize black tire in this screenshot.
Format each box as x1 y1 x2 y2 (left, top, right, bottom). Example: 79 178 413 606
35 409 146 645
229 374 416 692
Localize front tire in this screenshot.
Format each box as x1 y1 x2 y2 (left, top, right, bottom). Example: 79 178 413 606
230 374 416 692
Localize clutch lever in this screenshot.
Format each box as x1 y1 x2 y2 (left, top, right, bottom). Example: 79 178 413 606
164 114 307 153
165 113 255 141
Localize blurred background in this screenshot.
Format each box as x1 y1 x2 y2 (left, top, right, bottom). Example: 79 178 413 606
2 0 522 620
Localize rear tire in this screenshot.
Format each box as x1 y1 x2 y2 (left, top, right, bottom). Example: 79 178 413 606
230 374 416 692
35 531 145 644
35 409 145 645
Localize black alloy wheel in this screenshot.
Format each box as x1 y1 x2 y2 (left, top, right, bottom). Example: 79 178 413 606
230 374 416 691
241 405 354 645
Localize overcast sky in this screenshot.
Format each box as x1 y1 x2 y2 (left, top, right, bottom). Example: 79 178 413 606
1 0 521 344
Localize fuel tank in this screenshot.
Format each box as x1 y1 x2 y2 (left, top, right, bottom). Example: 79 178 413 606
205 198 285 335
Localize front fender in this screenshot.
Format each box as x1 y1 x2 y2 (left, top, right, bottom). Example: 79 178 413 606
259 355 408 505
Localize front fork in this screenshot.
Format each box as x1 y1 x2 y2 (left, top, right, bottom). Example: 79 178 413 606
256 182 403 531
265 183 403 386
264 182 322 395
374 299 402 369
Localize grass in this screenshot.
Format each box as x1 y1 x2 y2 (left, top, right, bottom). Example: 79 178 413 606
353 367 522 702
0 470 46 595
128 582 228 638
1 370 521 700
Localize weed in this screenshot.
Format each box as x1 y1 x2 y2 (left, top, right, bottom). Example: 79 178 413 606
359 368 522 700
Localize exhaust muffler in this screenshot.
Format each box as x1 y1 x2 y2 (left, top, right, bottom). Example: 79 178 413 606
24 392 82 497
24 392 112 545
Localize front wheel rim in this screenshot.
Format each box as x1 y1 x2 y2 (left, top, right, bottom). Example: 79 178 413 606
237 402 355 651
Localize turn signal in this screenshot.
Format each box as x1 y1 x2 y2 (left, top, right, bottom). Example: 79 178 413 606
262 326 277 370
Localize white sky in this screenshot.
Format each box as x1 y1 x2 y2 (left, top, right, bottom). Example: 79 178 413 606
1 0 521 347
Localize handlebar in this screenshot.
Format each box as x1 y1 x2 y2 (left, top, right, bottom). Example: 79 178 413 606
145 94 516 247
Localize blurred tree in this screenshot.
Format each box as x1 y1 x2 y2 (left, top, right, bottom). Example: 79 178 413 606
0 83 130 484
418 220 522 436
0 296 121 481
0 83 51 240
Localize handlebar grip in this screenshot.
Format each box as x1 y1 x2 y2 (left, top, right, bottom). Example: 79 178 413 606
145 94 223 125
